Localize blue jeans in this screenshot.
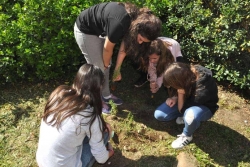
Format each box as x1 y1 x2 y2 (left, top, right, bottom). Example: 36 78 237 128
154 102 213 136
81 132 109 167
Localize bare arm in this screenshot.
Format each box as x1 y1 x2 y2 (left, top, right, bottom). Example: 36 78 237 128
103 37 116 68
113 41 127 81
177 89 185 112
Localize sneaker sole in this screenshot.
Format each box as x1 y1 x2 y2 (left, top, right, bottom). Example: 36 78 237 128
176 117 184 125
176 121 184 125
102 112 111 115
103 101 122 105
171 136 193 149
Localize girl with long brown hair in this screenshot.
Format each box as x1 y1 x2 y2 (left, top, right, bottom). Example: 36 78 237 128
36 64 114 167
154 62 219 149
74 2 162 114
141 37 183 92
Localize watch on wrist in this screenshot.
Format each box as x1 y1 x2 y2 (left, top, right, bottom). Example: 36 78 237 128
104 64 111 68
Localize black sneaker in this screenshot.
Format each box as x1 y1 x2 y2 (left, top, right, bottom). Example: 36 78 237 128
134 76 148 87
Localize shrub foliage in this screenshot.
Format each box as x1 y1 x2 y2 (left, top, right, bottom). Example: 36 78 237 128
1 0 249 89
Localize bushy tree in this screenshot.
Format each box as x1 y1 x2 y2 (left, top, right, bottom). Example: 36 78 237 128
0 0 97 82
143 0 250 89
1 0 249 89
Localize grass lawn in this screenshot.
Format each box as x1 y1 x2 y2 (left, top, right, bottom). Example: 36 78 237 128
1 64 250 167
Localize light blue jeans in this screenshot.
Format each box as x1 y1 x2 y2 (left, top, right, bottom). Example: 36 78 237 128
154 102 213 136
81 132 109 167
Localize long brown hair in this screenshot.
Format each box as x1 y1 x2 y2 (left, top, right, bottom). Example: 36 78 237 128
142 39 175 75
123 10 162 61
42 64 107 139
163 62 196 98
118 2 140 21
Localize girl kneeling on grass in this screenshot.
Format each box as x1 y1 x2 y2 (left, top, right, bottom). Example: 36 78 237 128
154 62 219 149
36 64 114 167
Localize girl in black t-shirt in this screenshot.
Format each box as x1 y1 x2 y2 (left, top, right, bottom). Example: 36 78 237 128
154 62 219 149
74 2 162 114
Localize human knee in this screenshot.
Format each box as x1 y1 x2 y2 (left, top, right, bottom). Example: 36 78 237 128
154 110 166 121
184 109 195 125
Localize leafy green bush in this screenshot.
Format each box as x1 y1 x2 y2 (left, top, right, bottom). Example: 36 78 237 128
144 0 250 89
0 0 96 82
1 0 249 89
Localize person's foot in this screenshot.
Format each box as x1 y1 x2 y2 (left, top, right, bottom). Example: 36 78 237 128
102 94 123 105
171 133 193 149
102 102 111 114
176 117 185 124
134 76 148 87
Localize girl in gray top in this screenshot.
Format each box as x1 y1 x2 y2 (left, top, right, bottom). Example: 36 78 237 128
36 64 114 167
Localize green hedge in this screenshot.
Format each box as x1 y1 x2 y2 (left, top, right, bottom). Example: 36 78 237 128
0 0 97 82
1 0 249 89
157 0 250 89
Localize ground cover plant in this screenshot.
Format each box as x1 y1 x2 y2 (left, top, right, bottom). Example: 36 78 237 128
0 64 249 167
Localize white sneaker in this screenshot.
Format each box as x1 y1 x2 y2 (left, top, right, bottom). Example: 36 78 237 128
176 117 184 124
171 133 193 149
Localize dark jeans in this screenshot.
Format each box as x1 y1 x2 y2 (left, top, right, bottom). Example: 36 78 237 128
81 132 109 167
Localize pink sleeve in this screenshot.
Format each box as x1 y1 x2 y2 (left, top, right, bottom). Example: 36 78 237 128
169 41 182 61
148 62 157 83
156 75 163 88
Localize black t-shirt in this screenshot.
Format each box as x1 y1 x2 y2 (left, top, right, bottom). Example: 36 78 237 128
76 2 131 43
181 65 219 114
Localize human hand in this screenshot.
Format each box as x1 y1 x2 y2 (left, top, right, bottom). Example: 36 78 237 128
112 70 122 82
150 82 159 93
107 142 114 157
104 64 111 70
166 97 177 107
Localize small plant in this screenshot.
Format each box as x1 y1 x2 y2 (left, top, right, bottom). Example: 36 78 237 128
109 100 118 115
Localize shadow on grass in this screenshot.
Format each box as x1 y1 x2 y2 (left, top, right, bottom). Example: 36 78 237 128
194 121 250 166
1 61 249 166
128 107 250 166
94 147 176 167
117 106 250 166
11 106 31 126
114 61 249 164
114 79 250 166
0 81 58 126
217 81 250 101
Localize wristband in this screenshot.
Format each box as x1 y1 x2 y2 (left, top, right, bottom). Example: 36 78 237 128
104 64 111 68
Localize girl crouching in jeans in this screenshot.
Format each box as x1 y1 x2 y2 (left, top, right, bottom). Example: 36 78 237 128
36 64 114 167
154 62 219 149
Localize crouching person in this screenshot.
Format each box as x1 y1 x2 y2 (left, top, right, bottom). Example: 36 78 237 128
154 62 219 149
36 64 114 167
